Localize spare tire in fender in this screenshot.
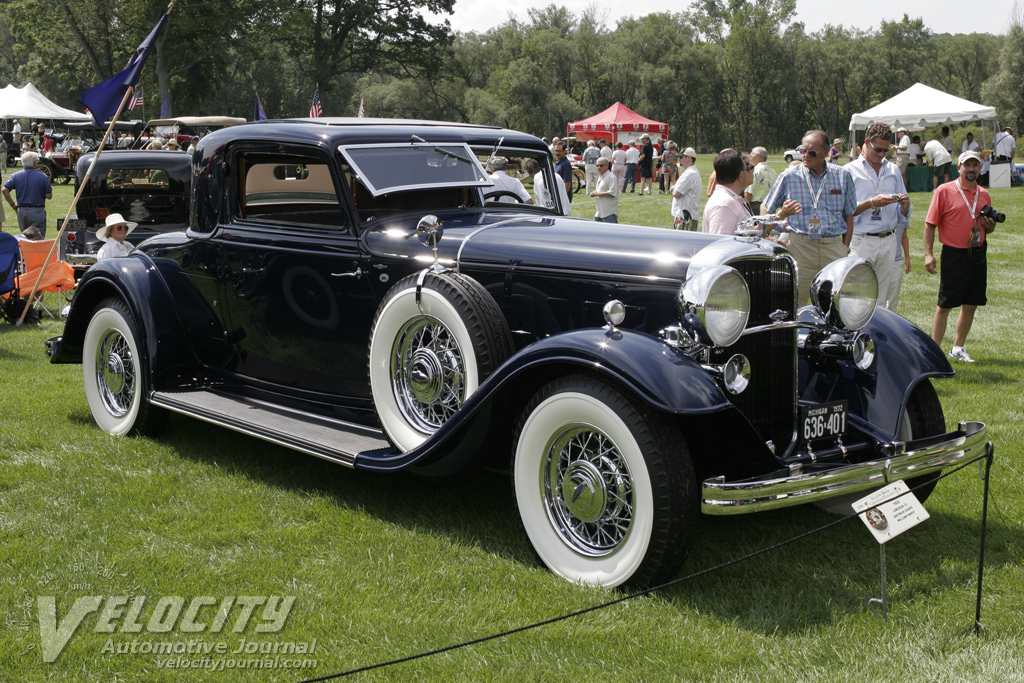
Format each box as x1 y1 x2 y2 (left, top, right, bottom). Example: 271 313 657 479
368 271 513 452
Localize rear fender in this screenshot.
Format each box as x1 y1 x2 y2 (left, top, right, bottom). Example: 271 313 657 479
51 254 215 391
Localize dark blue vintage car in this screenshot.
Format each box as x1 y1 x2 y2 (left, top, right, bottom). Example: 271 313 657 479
49 119 987 588
58 149 191 273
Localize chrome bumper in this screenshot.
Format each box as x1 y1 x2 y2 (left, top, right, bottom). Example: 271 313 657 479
701 421 988 514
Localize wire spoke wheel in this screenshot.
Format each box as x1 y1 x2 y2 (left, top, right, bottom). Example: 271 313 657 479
391 314 467 432
95 328 136 417
544 424 635 557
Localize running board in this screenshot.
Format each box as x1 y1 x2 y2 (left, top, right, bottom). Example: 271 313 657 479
150 390 391 467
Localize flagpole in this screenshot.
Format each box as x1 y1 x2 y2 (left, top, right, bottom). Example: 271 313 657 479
18 0 176 325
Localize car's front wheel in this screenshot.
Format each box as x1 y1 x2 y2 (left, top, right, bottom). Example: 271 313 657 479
369 271 512 452
82 298 166 436
513 375 697 588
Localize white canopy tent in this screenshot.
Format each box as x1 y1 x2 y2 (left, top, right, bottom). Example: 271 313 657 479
848 82 999 149
0 82 92 122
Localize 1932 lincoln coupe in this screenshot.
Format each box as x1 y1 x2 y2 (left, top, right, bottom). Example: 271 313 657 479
48 119 987 588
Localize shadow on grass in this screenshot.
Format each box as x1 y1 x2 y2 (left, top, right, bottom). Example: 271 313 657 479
91 408 1022 635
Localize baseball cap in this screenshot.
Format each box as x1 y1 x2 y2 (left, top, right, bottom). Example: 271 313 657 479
682 147 697 159
958 150 982 164
896 126 907 133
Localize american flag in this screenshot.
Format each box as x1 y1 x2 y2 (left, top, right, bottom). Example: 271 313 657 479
357 97 365 118
128 87 144 110
309 85 322 118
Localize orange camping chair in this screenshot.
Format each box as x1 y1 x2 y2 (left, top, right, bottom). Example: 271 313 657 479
15 239 76 318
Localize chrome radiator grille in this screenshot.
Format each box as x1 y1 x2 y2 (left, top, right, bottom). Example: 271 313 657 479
710 257 796 449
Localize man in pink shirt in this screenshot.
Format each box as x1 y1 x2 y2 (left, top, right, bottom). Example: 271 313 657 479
924 150 997 363
703 149 753 234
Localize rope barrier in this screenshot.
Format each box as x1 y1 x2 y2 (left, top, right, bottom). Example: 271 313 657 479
294 451 993 682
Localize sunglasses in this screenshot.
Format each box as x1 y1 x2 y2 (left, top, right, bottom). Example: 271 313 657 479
745 164 755 171
868 141 891 154
112 225 128 231
796 147 819 158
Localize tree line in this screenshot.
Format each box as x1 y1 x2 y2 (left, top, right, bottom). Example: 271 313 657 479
1 0 1021 152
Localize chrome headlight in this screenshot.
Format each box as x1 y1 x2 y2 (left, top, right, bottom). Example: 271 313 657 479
810 257 877 330
679 265 750 347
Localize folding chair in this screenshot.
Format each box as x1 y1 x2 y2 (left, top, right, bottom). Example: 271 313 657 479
14 238 76 318
0 232 20 300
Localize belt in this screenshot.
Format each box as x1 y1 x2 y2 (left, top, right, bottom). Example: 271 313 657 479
18 204 43 208
864 228 896 238
792 232 844 243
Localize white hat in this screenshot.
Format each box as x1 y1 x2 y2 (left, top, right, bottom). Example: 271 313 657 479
896 126 907 132
96 213 138 241
958 150 982 165
682 147 697 159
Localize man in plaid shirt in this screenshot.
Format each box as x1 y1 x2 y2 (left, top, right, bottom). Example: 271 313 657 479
763 129 857 306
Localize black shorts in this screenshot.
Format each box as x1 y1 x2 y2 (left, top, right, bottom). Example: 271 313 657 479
938 243 987 308
934 162 951 178
639 165 653 178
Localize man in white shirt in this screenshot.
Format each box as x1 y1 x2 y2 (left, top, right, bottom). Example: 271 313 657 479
623 142 640 193
744 146 777 215
924 137 953 189
599 138 613 162
486 157 532 204
941 126 953 155
846 123 912 311
589 157 620 223
581 140 601 193
703 149 753 235
671 147 702 230
994 126 1016 162
895 126 912 186
961 132 979 153
611 142 627 188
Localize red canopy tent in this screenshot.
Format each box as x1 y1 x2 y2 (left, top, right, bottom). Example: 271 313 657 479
567 102 668 145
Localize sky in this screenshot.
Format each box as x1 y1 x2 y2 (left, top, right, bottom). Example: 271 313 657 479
438 0 1017 36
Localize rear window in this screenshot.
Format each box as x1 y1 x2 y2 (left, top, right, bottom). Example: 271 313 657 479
103 167 184 194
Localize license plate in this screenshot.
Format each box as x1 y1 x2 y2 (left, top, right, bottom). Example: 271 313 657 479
800 400 848 443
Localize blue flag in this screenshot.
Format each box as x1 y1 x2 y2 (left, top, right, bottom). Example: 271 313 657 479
160 91 170 118
78 8 170 127
255 94 267 121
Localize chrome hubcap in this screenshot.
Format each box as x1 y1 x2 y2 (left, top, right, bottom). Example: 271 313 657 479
95 329 135 417
391 315 466 433
543 424 634 557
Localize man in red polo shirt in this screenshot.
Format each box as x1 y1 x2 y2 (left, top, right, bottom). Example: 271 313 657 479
924 150 998 363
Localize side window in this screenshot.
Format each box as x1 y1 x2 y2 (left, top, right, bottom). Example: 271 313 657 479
236 150 349 231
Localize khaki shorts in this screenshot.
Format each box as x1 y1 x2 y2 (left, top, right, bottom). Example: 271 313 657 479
895 154 910 173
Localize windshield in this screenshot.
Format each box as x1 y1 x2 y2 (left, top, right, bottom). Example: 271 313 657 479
339 143 491 196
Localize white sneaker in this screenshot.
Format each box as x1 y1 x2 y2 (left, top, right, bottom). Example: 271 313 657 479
950 347 975 363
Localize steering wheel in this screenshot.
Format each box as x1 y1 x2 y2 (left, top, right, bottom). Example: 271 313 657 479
484 190 528 203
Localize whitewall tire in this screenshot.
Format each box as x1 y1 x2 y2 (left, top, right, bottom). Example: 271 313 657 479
82 298 165 436
369 272 512 452
513 375 696 588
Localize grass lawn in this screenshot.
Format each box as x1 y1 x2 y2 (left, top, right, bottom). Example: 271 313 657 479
1 172 1022 682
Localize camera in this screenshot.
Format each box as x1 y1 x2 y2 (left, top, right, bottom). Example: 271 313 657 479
979 205 1006 223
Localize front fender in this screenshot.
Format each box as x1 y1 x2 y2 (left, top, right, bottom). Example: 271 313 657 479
356 328 733 471
800 307 954 440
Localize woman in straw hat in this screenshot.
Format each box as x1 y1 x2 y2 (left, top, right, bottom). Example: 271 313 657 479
95 213 138 262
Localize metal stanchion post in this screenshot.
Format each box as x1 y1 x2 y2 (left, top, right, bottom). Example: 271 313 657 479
974 441 995 635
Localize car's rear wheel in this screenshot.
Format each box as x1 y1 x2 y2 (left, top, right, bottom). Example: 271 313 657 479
368 271 513 452
82 298 166 436
513 375 697 588
36 162 53 181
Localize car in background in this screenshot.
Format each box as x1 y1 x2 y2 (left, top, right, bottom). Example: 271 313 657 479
57 150 190 274
49 118 987 589
784 148 803 163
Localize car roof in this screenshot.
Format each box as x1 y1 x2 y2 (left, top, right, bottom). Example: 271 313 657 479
197 118 549 154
